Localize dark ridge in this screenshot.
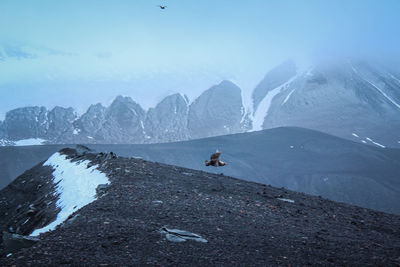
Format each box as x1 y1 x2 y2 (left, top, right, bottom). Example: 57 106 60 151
1 149 400 265
2 127 399 214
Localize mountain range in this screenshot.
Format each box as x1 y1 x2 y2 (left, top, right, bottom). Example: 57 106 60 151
0 81 250 145
1 59 399 148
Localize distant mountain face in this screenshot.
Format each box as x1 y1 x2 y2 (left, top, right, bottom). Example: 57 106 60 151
251 59 400 148
60 103 107 144
145 93 190 143
0 121 5 139
0 81 249 145
188 80 249 139
2 107 49 140
46 107 76 140
96 96 146 143
0 106 76 142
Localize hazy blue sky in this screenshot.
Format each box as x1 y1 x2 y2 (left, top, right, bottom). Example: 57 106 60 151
1 0 399 119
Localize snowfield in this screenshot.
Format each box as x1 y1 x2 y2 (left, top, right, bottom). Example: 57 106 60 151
0 138 47 146
30 152 109 236
14 138 47 146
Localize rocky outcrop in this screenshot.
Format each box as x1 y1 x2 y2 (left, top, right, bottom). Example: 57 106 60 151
2 232 39 254
188 80 249 139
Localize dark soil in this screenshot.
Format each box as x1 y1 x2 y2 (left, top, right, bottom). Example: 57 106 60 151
1 148 400 266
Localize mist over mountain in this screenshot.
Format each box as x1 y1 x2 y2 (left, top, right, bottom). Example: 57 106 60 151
252 59 400 148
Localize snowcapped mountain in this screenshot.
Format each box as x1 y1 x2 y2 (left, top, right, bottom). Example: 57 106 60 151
1 59 399 147
251 59 400 148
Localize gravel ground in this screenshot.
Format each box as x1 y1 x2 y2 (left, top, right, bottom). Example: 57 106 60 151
1 148 400 266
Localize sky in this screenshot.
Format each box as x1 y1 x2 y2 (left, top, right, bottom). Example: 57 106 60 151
0 0 400 119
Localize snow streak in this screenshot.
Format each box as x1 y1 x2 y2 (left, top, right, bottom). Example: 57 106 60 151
366 137 386 148
350 65 400 110
363 79 400 110
282 89 296 105
251 76 297 131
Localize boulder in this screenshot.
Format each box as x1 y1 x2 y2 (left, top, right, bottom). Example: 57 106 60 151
2 232 39 254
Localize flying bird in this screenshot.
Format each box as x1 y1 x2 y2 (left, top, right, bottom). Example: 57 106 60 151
158 5 167 9
205 150 226 167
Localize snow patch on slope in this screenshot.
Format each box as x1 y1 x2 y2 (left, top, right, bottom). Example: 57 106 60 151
179 93 189 105
349 61 359 74
350 65 400 110
251 76 297 131
14 138 46 146
389 73 400 84
30 152 109 236
366 137 386 148
363 79 400 110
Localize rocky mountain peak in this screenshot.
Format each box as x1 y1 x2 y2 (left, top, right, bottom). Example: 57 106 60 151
91 96 146 143
86 103 106 118
108 95 144 118
112 95 134 103
144 93 190 143
159 93 188 107
188 80 248 139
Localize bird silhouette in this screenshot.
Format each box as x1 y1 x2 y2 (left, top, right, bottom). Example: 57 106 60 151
205 150 226 167
158 5 167 9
